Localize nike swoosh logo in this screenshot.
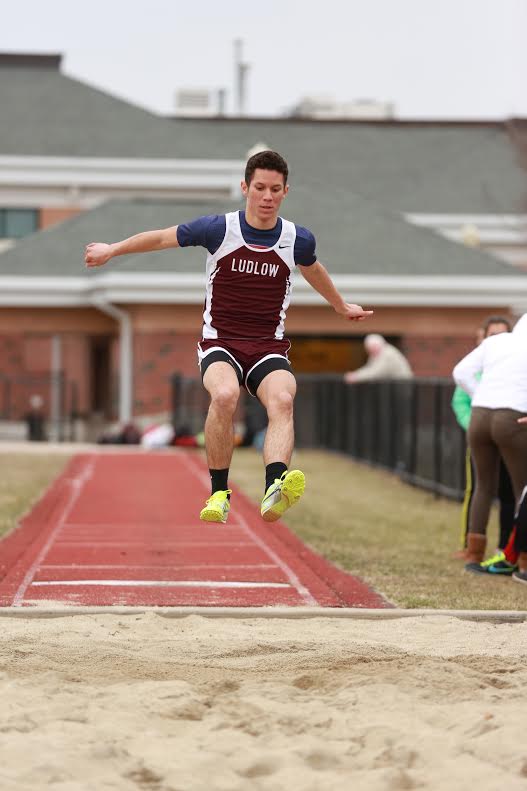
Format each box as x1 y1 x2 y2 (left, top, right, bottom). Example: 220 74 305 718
278 244 290 248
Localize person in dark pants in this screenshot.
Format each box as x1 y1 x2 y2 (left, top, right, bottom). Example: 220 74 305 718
25 394 46 441
493 415 527 580
491 482 527 578
453 314 527 571
451 316 514 559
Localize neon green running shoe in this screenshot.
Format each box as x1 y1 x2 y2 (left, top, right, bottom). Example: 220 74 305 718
200 490 231 524
466 550 518 575
260 470 305 523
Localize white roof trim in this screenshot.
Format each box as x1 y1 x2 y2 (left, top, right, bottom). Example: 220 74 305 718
1 272 527 308
405 214 527 227
0 155 244 206
405 213 527 245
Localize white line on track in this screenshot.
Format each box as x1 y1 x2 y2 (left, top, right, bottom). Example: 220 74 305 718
40 564 279 570
235 511 317 605
30 580 291 589
54 541 253 548
60 523 245 529
185 455 318 606
12 456 96 606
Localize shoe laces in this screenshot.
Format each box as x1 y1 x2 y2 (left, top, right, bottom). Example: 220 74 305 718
206 489 232 504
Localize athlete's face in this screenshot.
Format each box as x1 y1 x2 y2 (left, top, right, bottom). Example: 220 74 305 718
242 169 289 227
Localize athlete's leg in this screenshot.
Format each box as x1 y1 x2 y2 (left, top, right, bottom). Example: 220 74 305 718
202 361 241 470
198 361 241 524
497 456 515 549
465 408 498 564
492 410 527 571
256 368 305 522
454 446 474 558
256 369 296 466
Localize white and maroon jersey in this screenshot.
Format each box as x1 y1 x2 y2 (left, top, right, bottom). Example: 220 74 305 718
202 211 296 341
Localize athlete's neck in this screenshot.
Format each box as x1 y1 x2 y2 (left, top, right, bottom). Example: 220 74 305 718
243 207 279 231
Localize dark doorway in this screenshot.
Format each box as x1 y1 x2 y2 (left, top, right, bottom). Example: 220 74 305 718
288 336 366 373
288 335 401 374
90 336 112 417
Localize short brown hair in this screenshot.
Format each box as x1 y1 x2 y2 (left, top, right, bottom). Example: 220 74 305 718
244 150 289 186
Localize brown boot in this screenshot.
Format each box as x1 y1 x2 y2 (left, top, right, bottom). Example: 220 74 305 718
465 533 487 564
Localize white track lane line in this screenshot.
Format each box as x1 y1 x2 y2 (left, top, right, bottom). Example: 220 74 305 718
59 523 247 529
53 541 253 547
185 455 318 606
40 564 279 570
31 580 290 589
12 456 96 607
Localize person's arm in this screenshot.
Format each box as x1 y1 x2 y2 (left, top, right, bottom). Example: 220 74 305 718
299 261 373 321
452 344 485 397
451 385 472 431
345 357 384 383
85 226 179 268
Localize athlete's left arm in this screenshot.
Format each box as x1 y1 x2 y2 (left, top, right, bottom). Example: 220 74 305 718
298 261 373 321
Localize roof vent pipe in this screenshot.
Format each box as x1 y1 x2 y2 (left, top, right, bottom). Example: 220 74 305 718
234 39 250 116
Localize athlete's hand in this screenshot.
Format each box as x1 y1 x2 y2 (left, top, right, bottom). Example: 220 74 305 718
85 242 113 268
336 303 374 321
518 416 527 425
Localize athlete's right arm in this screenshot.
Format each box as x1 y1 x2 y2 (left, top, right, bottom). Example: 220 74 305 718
85 226 179 268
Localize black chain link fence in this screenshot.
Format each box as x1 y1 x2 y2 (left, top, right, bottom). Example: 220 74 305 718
171 373 466 500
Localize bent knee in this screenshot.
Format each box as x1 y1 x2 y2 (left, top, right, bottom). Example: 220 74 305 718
210 386 239 413
267 389 294 417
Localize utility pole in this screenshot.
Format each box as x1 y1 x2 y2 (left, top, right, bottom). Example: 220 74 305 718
234 39 250 116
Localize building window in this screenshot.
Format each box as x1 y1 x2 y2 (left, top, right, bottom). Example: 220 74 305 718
0 209 38 238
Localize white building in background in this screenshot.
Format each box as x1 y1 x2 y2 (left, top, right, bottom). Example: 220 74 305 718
174 88 228 118
289 96 395 120
174 89 215 117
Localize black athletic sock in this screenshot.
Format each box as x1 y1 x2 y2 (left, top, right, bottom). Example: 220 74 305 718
265 462 287 493
210 468 230 497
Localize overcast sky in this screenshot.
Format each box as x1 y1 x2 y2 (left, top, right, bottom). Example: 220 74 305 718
2 0 526 119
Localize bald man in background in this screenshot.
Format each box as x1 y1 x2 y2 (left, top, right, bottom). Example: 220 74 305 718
344 334 413 383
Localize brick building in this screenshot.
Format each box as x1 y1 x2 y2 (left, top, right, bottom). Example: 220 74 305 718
1 53 527 428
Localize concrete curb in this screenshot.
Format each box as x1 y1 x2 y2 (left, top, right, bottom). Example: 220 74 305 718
0 606 526 623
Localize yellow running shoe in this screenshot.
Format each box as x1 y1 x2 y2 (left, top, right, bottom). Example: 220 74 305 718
200 490 231 524
260 470 305 522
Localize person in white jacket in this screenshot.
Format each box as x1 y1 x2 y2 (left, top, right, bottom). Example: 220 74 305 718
452 313 527 572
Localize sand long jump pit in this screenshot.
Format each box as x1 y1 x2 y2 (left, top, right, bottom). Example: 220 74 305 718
1 609 527 791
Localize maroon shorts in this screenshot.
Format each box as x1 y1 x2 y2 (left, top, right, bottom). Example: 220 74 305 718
197 338 292 397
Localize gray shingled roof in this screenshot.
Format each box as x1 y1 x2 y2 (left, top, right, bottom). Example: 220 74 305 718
0 197 520 278
0 57 187 159
0 56 525 214
167 119 527 215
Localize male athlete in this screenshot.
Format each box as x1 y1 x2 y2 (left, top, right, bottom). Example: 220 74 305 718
85 150 373 524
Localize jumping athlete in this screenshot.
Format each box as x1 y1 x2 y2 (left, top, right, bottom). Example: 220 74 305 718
85 150 373 524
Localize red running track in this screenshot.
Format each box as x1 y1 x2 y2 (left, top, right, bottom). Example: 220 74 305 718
0 452 389 609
